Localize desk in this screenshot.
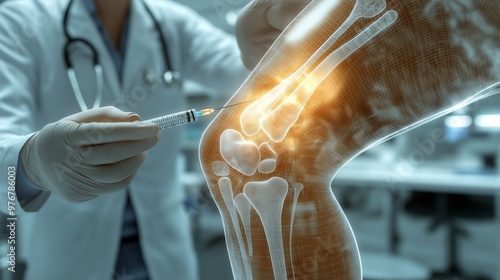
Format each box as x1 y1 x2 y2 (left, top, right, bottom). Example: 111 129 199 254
333 159 500 280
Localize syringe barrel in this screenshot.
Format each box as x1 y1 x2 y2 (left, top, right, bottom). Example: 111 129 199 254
144 109 197 129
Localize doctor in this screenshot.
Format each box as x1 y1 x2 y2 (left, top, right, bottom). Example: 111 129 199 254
0 0 308 279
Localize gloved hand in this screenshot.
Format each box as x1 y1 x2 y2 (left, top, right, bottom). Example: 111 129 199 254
236 0 312 69
20 106 160 203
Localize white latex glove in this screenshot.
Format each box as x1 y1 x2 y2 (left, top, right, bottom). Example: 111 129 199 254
236 0 312 69
20 106 160 203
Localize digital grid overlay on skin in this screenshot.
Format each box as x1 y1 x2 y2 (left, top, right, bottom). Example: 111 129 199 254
198 0 500 279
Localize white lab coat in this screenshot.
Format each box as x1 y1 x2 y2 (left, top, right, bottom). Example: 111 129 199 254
0 0 248 279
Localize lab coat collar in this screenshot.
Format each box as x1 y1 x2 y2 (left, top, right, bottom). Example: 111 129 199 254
82 0 97 16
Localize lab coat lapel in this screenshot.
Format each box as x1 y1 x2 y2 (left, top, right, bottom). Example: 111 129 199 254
122 0 162 94
67 0 122 101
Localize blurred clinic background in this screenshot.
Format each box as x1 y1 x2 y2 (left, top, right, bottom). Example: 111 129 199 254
1 1 499 280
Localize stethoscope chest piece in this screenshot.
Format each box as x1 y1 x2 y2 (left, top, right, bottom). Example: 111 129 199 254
143 68 182 90
163 70 181 86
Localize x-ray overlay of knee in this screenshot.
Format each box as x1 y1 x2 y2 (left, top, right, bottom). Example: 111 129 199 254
199 0 500 279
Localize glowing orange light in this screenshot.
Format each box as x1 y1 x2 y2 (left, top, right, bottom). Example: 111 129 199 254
286 137 297 151
303 74 319 92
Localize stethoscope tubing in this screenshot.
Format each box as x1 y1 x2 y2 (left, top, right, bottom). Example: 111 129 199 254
63 0 180 111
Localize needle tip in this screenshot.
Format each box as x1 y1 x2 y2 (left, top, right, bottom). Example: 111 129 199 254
200 108 215 116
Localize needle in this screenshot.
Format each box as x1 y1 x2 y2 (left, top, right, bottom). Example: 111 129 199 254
212 98 260 112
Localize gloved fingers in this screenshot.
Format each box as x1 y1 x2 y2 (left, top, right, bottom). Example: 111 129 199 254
79 133 160 165
77 152 147 184
59 192 98 203
101 172 137 193
52 162 138 202
236 0 311 69
88 172 137 195
50 175 99 203
66 121 159 145
236 5 282 68
245 0 311 30
63 106 140 123
266 1 311 30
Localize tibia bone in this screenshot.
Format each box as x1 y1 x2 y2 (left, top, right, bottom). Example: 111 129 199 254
234 193 254 256
219 129 260 176
243 177 289 280
219 177 253 280
261 10 399 142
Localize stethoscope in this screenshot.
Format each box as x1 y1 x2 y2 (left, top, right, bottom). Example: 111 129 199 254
63 0 181 111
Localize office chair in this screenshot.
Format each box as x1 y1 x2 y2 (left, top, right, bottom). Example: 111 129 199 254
403 191 494 280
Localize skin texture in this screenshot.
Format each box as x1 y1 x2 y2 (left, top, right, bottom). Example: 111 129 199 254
94 0 130 48
200 0 500 279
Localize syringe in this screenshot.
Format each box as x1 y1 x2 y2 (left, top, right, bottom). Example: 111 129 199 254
143 98 258 130
144 108 215 130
